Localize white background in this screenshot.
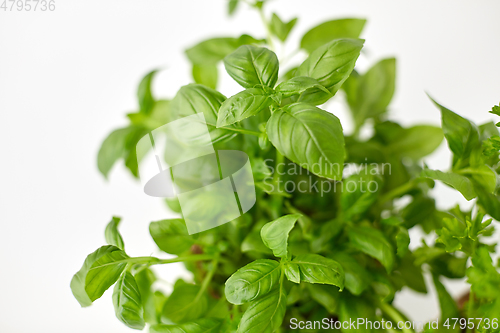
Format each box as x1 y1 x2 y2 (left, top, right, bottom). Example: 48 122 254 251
1 0 500 332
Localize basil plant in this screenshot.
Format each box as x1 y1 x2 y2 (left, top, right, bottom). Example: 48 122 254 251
71 1 500 332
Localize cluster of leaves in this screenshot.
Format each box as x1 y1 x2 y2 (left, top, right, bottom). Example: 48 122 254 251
74 1 500 332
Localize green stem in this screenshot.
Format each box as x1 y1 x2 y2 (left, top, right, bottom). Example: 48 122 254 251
221 126 261 137
88 254 220 270
380 179 419 203
271 150 285 218
466 240 477 333
378 301 415 333
194 256 219 302
257 6 275 51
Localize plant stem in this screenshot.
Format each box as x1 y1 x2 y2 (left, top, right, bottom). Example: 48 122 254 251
221 126 261 137
380 179 419 203
89 254 221 270
195 256 219 302
257 6 275 51
271 150 285 218
378 301 415 333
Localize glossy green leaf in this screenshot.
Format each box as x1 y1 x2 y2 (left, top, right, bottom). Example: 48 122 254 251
387 125 443 160
267 103 345 180
225 259 281 305
260 214 301 258
292 254 344 289
347 226 395 272
171 84 235 143
275 76 330 98
113 272 145 330
300 18 366 53
149 219 194 255
70 245 128 307
105 216 124 250
270 13 297 42
151 318 223 333
284 262 300 283
421 169 476 201
296 38 364 104
134 268 159 325
237 287 287 333
217 88 273 127
192 64 218 89
430 96 480 165
137 69 159 115
224 45 279 88
162 284 208 323
344 58 396 128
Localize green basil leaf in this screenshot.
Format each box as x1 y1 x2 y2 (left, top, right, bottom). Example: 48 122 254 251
275 76 330 98
341 171 382 220
225 259 281 305
429 96 480 165
192 64 218 89
347 226 395 272
70 245 128 307
113 271 145 330
162 284 208 323
267 103 345 180
344 58 396 128
462 165 497 193
387 125 443 160
432 274 460 324
284 262 300 283
217 88 273 127
97 127 134 178
396 227 410 258
270 13 297 42
171 84 235 143
260 214 301 258
397 253 427 294
137 69 159 115
135 268 159 325
292 254 345 289
339 295 377 333
151 318 223 333
306 284 340 314
476 186 500 220
149 219 194 255
296 38 363 104
421 169 476 201
224 45 279 88
228 0 239 16
300 18 366 53
186 36 262 65
105 216 124 250
237 287 287 333
331 252 370 296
